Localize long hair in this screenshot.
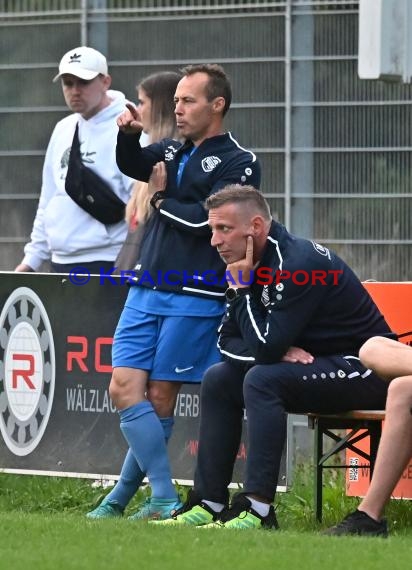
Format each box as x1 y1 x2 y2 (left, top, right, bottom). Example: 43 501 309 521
139 71 181 142
126 71 181 224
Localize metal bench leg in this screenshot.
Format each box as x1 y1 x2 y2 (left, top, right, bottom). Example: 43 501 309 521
314 421 324 522
368 421 382 479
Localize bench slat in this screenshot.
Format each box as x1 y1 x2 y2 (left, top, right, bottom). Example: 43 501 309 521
306 410 385 422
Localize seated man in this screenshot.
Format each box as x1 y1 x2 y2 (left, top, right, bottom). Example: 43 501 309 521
155 184 394 530
325 336 412 537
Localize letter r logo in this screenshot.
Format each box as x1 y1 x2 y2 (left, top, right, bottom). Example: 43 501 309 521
12 353 36 389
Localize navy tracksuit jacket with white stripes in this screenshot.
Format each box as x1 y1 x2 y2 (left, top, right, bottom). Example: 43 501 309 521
116 131 261 299
192 221 395 504
218 220 394 365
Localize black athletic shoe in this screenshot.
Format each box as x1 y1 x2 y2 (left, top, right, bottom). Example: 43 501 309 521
219 493 279 530
323 510 388 538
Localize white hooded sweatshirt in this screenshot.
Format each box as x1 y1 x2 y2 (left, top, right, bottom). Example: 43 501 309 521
23 90 135 270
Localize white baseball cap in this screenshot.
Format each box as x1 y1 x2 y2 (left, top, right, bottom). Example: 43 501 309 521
53 46 108 82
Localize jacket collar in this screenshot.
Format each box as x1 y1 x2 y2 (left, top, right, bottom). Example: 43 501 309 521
258 220 287 271
177 132 229 155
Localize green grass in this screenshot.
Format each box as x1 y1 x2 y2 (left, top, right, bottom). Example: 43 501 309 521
2 512 412 570
1 467 412 570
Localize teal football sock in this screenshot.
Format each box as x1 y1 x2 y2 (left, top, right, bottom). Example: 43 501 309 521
106 414 175 507
105 448 144 508
119 401 177 499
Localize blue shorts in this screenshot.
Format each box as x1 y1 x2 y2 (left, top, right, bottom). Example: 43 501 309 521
112 304 223 382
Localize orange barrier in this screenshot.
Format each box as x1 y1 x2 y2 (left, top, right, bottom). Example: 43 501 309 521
346 282 412 498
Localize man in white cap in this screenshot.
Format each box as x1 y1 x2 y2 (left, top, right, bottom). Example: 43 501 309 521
15 46 135 273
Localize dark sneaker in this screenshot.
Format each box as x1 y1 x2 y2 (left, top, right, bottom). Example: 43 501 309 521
323 510 388 537
219 494 279 530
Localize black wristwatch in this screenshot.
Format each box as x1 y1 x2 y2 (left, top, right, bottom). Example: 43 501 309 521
150 191 165 209
225 287 251 302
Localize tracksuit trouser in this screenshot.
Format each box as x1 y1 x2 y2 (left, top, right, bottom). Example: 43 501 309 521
194 356 388 504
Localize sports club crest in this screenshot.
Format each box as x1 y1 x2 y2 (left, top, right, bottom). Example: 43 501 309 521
311 241 331 259
201 156 221 172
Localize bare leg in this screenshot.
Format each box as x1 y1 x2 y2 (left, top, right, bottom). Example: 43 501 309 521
358 375 412 520
147 380 183 418
109 366 148 409
360 337 412 381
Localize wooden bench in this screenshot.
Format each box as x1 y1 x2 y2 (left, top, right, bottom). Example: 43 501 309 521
306 410 385 522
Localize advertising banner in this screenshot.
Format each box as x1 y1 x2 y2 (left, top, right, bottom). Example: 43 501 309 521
346 282 412 498
0 272 286 487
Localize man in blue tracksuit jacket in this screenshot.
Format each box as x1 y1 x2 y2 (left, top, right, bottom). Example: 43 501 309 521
87 64 261 521
116 130 259 297
157 185 394 530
